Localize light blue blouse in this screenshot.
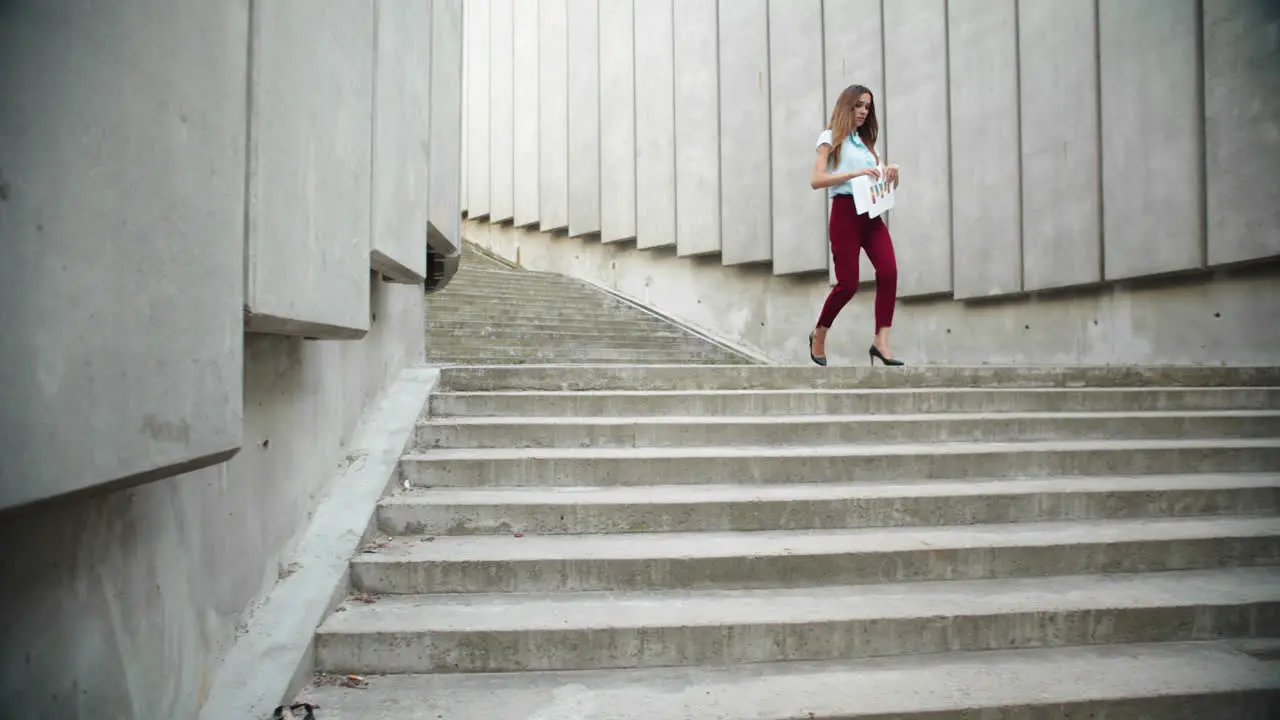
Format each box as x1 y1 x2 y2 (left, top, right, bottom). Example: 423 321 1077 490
816 129 878 198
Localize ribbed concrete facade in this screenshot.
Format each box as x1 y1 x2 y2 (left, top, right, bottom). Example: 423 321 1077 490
461 0 1280 366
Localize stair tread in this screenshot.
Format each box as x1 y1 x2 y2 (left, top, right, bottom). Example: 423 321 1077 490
419 409 1280 425
352 515 1280 563
319 566 1280 634
298 641 1280 719
430 385 1280 397
384 472 1280 505
403 436 1280 461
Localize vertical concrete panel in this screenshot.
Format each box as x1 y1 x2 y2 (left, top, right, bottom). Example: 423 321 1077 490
461 6 469 218
1018 0 1102 290
674 0 722 256
768 0 827 275
371 0 431 284
599 0 638 243
883 0 952 298
567 0 601 237
1205 0 1280 266
718 0 772 266
0 0 244 508
429 0 465 254
489 0 515 223
948 0 1022 299
246 0 373 336
824 0 884 286
1100 0 1203 280
466 0 491 218
513 0 541 227
634 0 677 250
539 0 570 231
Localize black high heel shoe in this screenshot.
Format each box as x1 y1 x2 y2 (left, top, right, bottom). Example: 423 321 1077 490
809 332 827 366
869 344 905 366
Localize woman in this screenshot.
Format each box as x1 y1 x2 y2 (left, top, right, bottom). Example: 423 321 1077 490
808 84 903 367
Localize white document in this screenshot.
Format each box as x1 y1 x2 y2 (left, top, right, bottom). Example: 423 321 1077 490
850 166 895 219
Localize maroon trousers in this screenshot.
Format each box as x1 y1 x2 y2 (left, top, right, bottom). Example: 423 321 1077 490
816 194 898 331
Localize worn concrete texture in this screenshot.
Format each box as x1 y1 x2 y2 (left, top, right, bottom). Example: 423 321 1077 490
0 280 423 720
246 0 374 337
465 220 1280 366
0 0 245 510
300 641 1280 719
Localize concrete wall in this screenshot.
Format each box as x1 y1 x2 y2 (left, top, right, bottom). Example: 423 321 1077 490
0 0 463 715
467 220 1280 367
461 0 1280 365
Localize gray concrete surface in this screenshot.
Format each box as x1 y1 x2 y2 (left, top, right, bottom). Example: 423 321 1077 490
300 642 1280 719
717 0 772 267
428 0 465 257
400 438 1280 488
1 0 246 510
672 0 722 257
487 0 514 223
199 368 437 720
427 386 1280 417
246 0 373 337
465 219 1280 366
435 363 1280 391
537 0 570 232
317 568 1279 673
599 0 637 244
306 358 1279 716
1204 0 1280 266
413 410 1280 449
464 0 490 218
883 0 952 297
948 0 1022 299
425 245 753 366
566 0 600 237
351 515 1280 594
768 0 828 275
379 473 1280 535
371 0 433 284
0 0 461 715
633 0 677 250
1100 0 1204 281
512 0 540 227
1017 0 1103 291
0 280 424 719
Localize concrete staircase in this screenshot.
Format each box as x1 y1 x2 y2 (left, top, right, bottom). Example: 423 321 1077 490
425 244 752 365
303 364 1280 718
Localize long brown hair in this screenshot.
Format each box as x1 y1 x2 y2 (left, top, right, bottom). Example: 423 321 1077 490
827 84 879 167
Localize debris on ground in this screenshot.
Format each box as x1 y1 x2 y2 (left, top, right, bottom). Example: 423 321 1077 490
313 673 369 689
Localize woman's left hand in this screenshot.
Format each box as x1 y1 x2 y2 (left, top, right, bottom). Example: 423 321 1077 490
886 164 900 188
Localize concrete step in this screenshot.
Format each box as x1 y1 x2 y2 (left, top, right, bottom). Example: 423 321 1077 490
428 295 634 311
399 438 1280 488
316 567 1280 673
427 327 694 342
427 386 1280 417
427 307 662 324
423 347 733 363
349 515 1280 594
425 337 721 353
298 641 1280 719
414 410 1280 449
426 317 677 333
377 473 1280 536
436 364 1280 391
424 356 747 366
438 284 616 300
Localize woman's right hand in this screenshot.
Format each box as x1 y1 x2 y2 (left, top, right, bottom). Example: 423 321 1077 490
856 167 881 180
